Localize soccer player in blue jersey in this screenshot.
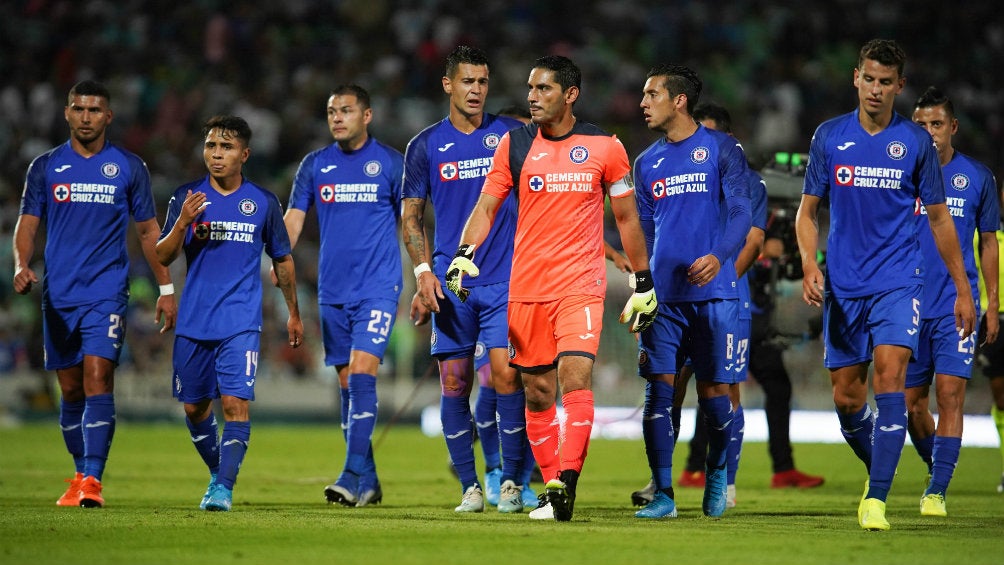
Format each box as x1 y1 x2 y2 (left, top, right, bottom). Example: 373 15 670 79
632 66 752 519
795 39 976 531
632 101 768 511
905 86 999 517
402 46 528 513
13 80 177 508
281 85 403 508
156 115 303 511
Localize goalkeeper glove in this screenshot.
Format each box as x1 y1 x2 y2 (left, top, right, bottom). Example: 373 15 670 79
619 269 657 332
445 244 479 302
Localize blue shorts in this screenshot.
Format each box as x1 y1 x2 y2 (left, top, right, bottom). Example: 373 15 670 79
172 331 260 403
320 298 398 367
906 313 978 387
678 316 750 381
823 285 921 369
42 299 128 370
638 299 744 384
431 281 508 361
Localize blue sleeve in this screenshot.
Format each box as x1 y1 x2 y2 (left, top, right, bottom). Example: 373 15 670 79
751 172 768 231
20 154 48 218
288 152 315 212
632 157 655 255
802 124 829 198
160 188 185 240
264 192 292 259
711 140 752 262
915 132 945 205
977 168 1000 233
402 132 430 200
126 154 156 222
388 149 405 215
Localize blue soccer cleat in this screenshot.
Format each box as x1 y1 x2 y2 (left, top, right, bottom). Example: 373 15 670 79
199 472 218 510
324 472 359 507
356 475 382 507
703 465 727 518
204 483 233 512
635 490 678 519
521 482 538 508
484 467 502 506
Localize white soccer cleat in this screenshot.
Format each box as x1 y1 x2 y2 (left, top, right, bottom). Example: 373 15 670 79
455 484 485 513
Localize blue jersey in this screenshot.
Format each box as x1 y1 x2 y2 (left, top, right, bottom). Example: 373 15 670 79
20 140 156 308
803 110 944 297
402 114 523 285
162 177 291 340
916 151 999 318
634 125 752 302
288 137 403 304
738 170 769 320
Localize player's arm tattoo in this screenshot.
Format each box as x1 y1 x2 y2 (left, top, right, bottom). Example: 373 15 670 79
401 197 428 264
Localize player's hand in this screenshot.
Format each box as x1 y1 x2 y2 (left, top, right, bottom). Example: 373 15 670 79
687 254 721 287
288 314 304 348
445 244 478 302
801 264 824 307
12 265 38 295
983 310 999 345
179 189 210 225
155 293 177 333
416 271 444 313
410 292 431 326
619 270 657 333
609 252 632 273
954 293 976 339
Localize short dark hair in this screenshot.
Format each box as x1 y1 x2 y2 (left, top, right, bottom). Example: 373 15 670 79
202 115 252 145
330 84 371 109
692 102 732 134
532 55 581 92
446 45 490 79
647 64 703 114
914 86 955 119
858 39 907 77
68 80 111 104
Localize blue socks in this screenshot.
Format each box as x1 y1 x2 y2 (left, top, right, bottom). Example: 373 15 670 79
441 393 478 490
186 412 220 475
345 374 378 477
868 392 907 501
837 403 874 471
475 386 501 471
699 394 733 472
60 399 86 474
927 435 961 496
911 432 934 473
82 394 115 480
727 404 744 485
496 389 527 484
642 380 676 490
218 420 250 490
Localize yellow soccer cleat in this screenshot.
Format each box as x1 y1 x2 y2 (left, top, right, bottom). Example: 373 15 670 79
858 497 890 531
920 493 947 517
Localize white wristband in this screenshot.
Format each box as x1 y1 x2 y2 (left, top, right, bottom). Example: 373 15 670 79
159 283 175 296
413 263 432 278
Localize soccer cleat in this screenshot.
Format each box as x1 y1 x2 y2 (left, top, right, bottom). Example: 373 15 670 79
920 493 947 517
356 476 382 507
324 478 359 507
497 480 524 513
545 470 578 522
702 465 727 518
204 483 233 512
631 478 656 506
771 468 825 488
56 472 84 506
678 469 706 488
528 493 553 520
858 498 890 531
78 476 104 508
634 490 677 519
521 482 539 508
484 467 502 506
726 484 737 509
857 480 869 524
455 484 485 513
199 473 218 510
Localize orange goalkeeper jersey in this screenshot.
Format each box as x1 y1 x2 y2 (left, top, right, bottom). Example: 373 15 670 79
482 121 632 302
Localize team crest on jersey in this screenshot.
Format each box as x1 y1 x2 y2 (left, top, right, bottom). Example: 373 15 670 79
886 141 907 160
52 183 71 202
239 198 258 216
638 349 648 367
950 173 970 191
439 162 459 181
528 175 544 192
364 160 382 177
569 145 589 164
101 162 120 179
193 222 210 240
507 341 516 360
690 147 710 164
319 184 335 202
651 180 666 199
430 328 438 348
474 341 486 361
834 165 854 186
482 133 501 150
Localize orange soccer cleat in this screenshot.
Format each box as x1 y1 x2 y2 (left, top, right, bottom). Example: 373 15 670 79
678 470 706 488
771 469 825 488
56 472 84 506
78 475 105 508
